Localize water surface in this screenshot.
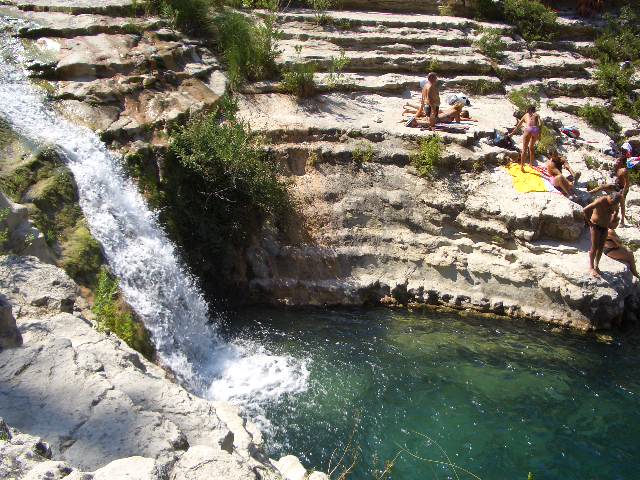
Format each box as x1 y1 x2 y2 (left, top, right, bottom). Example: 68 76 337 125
225 308 640 480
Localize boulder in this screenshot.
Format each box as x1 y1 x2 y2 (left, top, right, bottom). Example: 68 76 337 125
0 295 22 349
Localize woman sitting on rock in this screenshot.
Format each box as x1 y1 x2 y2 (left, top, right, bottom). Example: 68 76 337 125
546 150 580 197
605 214 639 278
508 105 541 172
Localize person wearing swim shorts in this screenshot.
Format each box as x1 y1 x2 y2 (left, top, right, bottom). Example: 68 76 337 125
416 72 440 132
508 105 541 172
604 214 639 278
583 191 622 277
587 156 629 226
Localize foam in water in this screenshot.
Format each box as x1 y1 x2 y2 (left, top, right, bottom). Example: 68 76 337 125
0 17 308 407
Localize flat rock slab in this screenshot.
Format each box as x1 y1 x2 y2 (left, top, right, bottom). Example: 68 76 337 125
2 7 166 38
3 0 143 16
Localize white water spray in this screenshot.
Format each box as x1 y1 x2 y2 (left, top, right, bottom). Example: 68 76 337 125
0 17 308 404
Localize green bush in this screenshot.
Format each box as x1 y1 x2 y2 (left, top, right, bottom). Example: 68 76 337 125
226 0 280 9
352 142 374 166
578 105 621 138
0 208 9 252
503 0 557 42
281 62 316 97
146 0 217 36
93 267 155 359
308 0 334 25
535 124 558 156
474 0 505 21
412 136 444 177
507 86 540 115
61 224 103 286
214 10 281 89
474 28 507 60
163 103 290 290
594 6 640 63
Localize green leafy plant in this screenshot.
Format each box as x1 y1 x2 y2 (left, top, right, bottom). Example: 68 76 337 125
93 267 154 359
594 6 640 63
536 124 558 156
466 79 499 95
578 105 621 138
352 142 374 166
214 10 281 90
503 0 557 42
474 0 505 21
281 45 316 97
162 102 291 291
474 28 507 60
584 155 601 170
0 208 9 252
309 0 334 25
412 136 444 178
61 224 104 286
147 0 217 36
326 49 350 88
507 86 541 115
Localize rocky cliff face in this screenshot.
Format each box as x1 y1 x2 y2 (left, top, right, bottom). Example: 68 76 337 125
236 5 640 330
1 0 638 336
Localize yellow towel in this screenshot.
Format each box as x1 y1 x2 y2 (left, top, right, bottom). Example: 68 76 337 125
503 163 550 193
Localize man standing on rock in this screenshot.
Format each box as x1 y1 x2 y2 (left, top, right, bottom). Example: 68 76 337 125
416 72 440 131
583 191 622 277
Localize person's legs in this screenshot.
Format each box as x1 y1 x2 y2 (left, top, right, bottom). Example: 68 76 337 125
589 225 605 276
621 191 628 226
528 135 539 167
520 132 531 171
551 175 573 196
607 247 640 278
595 226 607 272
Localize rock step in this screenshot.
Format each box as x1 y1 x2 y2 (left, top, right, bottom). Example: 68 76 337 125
278 40 594 80
270 9 514 33
1 0 144 16
246 73 503 95
30 32 211 81
278 23 518 50
330 0 442 14
5 7 166 38
63 71 227 143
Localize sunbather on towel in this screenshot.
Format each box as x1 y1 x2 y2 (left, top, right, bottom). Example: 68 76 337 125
546 151 580 197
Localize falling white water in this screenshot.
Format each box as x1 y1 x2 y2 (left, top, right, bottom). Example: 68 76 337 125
0 17 308 405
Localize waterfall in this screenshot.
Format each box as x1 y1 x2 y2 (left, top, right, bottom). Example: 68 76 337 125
0 17 308 405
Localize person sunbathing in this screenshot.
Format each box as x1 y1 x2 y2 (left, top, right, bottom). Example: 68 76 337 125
507 105 542 172
605 214 639 278
404 103 478 126
546 151 580 197
588 156 629 226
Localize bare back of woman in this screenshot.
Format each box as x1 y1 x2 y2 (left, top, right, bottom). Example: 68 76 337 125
508 105 541 172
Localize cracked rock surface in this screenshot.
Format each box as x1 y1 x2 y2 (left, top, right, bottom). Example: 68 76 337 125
0 255 282 478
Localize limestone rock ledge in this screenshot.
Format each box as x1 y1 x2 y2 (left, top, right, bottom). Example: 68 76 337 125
0 255 322 479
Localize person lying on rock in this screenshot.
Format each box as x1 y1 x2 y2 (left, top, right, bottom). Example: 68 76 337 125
546 150 580 197
407 103 474 126
605 213 640 279
588 156 629 226
583 191 622 277
416 72 440 132
507 105 541 172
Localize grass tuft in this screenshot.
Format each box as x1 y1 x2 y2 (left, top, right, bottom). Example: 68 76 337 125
474 28 507 61
412 136 444 178
503 0 557 42
93 267 155 359
577 105 621 138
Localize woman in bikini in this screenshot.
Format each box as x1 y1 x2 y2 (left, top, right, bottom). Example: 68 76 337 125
508 105 542 172
605 214 639 278
546 151 580 197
